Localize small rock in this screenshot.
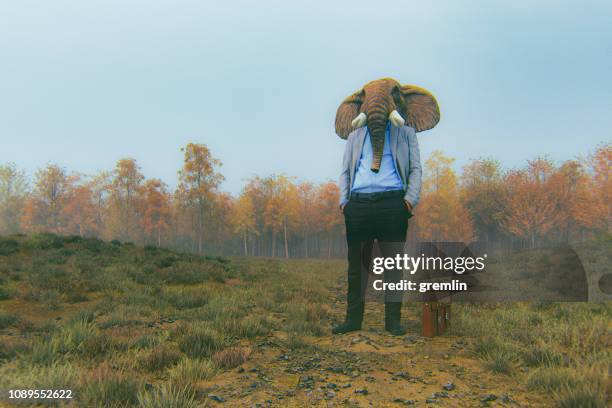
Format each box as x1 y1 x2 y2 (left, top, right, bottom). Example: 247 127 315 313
298 376 315 390
365 376 376 382
501 395 512 403
481 394 497 402
237 367 245 373
354 388 368 395
432 391 448 398
393 397 416 405
443 382 455 391
326 383 338 389
342 383 352 388
325 391 336 399
208 394 225 403
425 398 437 404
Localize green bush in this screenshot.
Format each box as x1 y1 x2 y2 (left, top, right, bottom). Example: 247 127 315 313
0 311 19 329
137 345 182 372
0 237 19 256
80 368 140 407
178 324 224 358
26 233 64 250
0 362 79 406
168 358 216 386
163 288 208 310
131 334 162 350
138 383 197 408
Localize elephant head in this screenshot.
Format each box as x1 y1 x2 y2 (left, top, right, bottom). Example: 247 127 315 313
335 78 440 172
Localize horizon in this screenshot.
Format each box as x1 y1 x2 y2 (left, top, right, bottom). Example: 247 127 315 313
2 138 609 196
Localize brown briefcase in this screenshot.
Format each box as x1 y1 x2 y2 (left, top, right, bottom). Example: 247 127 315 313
422 302 451 337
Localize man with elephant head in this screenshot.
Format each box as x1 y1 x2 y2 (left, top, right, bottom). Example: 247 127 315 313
334 77 440 335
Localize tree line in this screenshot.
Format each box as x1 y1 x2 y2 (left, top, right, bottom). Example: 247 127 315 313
0 142 609 257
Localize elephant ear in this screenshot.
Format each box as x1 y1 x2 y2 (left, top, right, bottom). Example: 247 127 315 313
335 89 364 139
399 85 440 132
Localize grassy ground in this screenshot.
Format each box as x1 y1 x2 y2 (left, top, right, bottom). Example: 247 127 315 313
0 233 610 407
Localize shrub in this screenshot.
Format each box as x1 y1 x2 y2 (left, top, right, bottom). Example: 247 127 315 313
0 311 18 329
79 332 114 359
168 358 216 386
216 314 271 339
65 290 89 303
526 367 578 392
80 364 140 407
131 334 161 350
178 324 224 358
0 238 19 256
163 288 208 310
285 332 309 350
213 347 250 369
484 349 515 374
155 256 178 268
555 385 608 408
138 383 197 408
284 303 327 336
0 338 30 362
40 289 62 310
522 347 568 367
26 233 64 250
0 362 79 406
137 345 182 372
69 309 96 325
27 320 96 365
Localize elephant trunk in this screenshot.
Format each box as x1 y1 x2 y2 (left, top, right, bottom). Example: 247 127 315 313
366 92 390 173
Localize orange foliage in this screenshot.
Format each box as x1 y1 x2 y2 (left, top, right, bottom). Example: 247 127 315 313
415 151 474 242
2 142 609 256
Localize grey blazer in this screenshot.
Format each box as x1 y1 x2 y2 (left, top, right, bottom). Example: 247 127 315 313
339 124 422 208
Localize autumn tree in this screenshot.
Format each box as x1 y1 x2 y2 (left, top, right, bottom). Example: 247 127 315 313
141 179 171 246
0 163 28 235
296 182 318 257
178 143 224 253
232 191 256 256
461 158 505 247
574 143 611 234
21 164 69 233
500 158 566 248
263 175 298 258
552 160 590 242
89 172 111 239
107 158 145 242
316 181 343 258
62 176 98 237
415 151 474 242
211 192 234 255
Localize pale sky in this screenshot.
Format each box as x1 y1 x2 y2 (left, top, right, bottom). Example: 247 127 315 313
1 0 611 194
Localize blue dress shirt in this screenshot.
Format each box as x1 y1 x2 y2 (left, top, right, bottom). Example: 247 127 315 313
351 122 403 193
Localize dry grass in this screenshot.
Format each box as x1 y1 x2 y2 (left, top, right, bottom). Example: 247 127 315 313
212 346 250 369
0 233 609 407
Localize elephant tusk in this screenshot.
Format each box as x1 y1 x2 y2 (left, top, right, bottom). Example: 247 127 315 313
351 112 367 128
389 110 405 127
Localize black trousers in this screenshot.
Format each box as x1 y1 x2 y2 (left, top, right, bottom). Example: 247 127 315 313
343 194 410 311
